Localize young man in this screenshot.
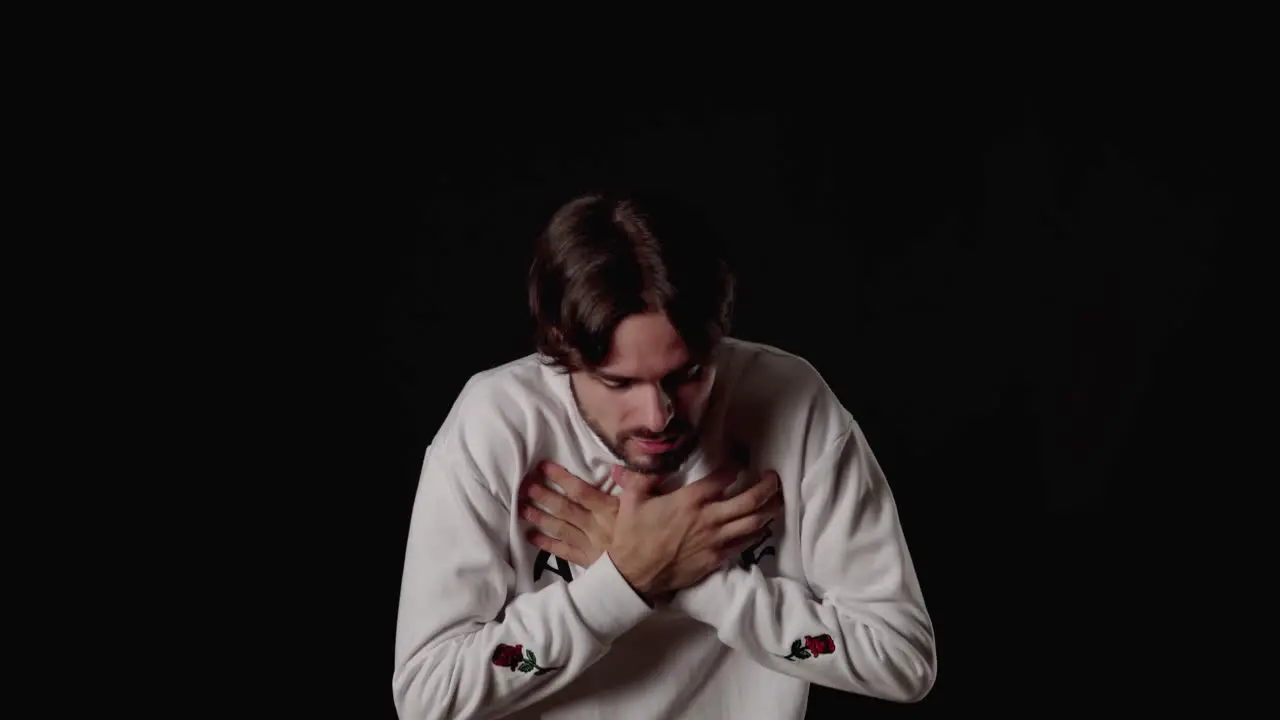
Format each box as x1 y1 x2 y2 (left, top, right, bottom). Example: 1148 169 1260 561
393 192 936 719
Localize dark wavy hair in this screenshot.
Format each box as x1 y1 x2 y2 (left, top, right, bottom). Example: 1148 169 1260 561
528 192 735 373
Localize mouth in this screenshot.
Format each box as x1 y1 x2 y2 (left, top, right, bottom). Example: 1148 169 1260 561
631 436 682 454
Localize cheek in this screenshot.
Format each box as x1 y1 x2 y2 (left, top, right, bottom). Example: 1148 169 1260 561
579 385 626 425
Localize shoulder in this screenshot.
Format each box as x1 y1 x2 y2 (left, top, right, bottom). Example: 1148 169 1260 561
430 354 563 497
720 338 830 382
717 338 853 463
719 337 851 425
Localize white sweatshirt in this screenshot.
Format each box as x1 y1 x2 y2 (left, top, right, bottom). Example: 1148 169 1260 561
393 338 936 719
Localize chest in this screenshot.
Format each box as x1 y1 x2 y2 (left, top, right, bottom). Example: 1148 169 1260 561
506 446 804 596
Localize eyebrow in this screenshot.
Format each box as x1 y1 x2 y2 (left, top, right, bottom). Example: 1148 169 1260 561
595 361 701 385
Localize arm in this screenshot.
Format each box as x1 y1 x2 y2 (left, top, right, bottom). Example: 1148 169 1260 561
393 444 654 719
671 420 936 703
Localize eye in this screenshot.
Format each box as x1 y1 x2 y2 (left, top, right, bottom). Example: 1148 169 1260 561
669 365 703 386
599 377 632 391
661 365 704 391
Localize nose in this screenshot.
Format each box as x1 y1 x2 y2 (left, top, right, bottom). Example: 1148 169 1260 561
638 383 674 433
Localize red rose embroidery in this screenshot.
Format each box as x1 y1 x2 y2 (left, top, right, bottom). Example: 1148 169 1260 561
783 633 837 661
492 643 524 671
491 643 562 676
804 634 835 655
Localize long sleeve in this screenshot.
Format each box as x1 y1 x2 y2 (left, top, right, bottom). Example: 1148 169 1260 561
393 444 654 719
671 419 936 703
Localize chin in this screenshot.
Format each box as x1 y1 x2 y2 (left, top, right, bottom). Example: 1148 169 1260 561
621 453 665 474
625 441 695 475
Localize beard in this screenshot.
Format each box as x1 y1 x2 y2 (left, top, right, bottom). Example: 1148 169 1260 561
570 384 701 476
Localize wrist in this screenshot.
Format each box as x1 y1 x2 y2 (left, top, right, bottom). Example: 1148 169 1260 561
569 553 655 641
610 555 655 604
620 572 660 607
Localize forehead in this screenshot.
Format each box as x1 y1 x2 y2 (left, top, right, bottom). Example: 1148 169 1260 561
597 312 690 379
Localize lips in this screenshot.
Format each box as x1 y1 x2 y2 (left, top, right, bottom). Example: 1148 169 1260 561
633 436 679 453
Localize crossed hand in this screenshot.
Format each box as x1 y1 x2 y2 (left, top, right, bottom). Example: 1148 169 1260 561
519 460 782 604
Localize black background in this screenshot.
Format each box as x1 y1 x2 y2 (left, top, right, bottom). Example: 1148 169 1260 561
258 59 1251 716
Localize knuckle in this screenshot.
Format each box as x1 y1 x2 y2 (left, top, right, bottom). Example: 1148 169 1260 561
678 509 698 531
754 486 777 507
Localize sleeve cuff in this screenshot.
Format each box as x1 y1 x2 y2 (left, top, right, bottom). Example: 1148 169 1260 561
568 551 654 642
671 566 737 627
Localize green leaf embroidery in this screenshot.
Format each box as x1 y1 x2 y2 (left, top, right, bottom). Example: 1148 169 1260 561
493 642 563 676
791 639 803 655
796 648 811 659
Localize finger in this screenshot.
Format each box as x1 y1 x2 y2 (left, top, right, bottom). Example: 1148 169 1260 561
709 470 780 524
526 482 593 528
527 530 590 567
718 525 773 561
679 460 748 503
520 502 591 547
715 493 782 546
612 465 662 498
541 462 616 513
518 465 545 498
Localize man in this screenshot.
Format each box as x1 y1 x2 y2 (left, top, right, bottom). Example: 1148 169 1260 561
393 192 936 719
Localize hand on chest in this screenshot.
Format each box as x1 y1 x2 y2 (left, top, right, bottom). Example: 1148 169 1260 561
513 445 795 591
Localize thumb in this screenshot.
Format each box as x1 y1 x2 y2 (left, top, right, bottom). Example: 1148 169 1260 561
612 465 662 498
